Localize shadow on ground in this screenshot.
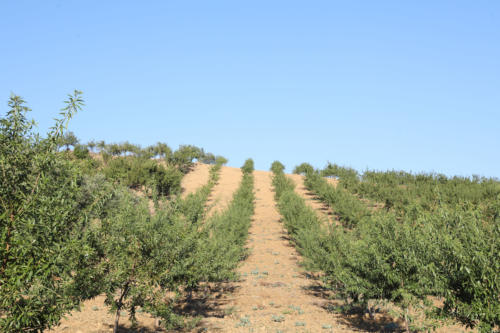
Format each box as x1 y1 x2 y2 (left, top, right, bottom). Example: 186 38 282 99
301 272 404 333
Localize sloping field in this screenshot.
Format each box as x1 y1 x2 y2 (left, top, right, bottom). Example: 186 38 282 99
205 166 243 216
201 170 357 332
48 165 479 332
49 166 355 332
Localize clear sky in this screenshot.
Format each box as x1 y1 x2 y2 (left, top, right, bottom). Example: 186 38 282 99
1 1 499 177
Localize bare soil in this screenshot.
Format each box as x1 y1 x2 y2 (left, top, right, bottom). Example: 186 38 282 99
181 163 212 198
205 166 242 217
200 170 361 332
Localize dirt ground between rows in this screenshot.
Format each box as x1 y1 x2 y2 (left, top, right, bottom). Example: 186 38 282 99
49 164 470 333
199 169 365 333
205 166 242 217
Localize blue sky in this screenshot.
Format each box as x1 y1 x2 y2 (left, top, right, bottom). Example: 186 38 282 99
1 1 499 177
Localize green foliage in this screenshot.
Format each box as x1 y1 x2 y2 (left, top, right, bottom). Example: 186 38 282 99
87 157 255 331
87 162 225 331
197 158 255 282
73 143 90 159
0 92 107 332
87 139 97 152
293 162 314 175
301 162 500 331
151 142 172 159
171 145 203 173
437 205 500 332
96 190 188 331
320 162 360 189
58 130 79 151
327 164 500 215
215 155 228 165
200 152 216 164
176 162 222 225
241 158 254 174
271 162 328 272
304 171 370 228
271 160 285 174
0 92 233 332
103 156 182 197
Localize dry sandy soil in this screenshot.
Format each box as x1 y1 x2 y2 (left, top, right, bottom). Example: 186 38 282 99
49 164 471 333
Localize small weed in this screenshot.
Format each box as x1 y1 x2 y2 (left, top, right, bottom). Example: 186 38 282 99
252 306 258 311
251 270 259 275
261 271 269 275
295 321 306 326
271 315 285 322
290 305 304 314
322 324 332 329
91 306 99 311
224 306 237 316
235 316 251 328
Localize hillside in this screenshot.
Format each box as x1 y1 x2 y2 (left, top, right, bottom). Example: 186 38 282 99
46 164 486 333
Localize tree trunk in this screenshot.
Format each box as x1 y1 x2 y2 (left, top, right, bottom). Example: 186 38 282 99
113 308 121 333
113 283 130 333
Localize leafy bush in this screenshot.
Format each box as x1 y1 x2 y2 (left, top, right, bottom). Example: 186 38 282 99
171 145 203 173
73 143 90 159
0 92 108 332
103 156 182 197
304 171 370 228
198 158 255 282
271 162 328 271
215 155 228 165
176 162 223 225
96 190 191 331
94 158 254 331
241 158 254 174
293 162 314 175
303 162 500 331
58 130 79 151
271 160 285 174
